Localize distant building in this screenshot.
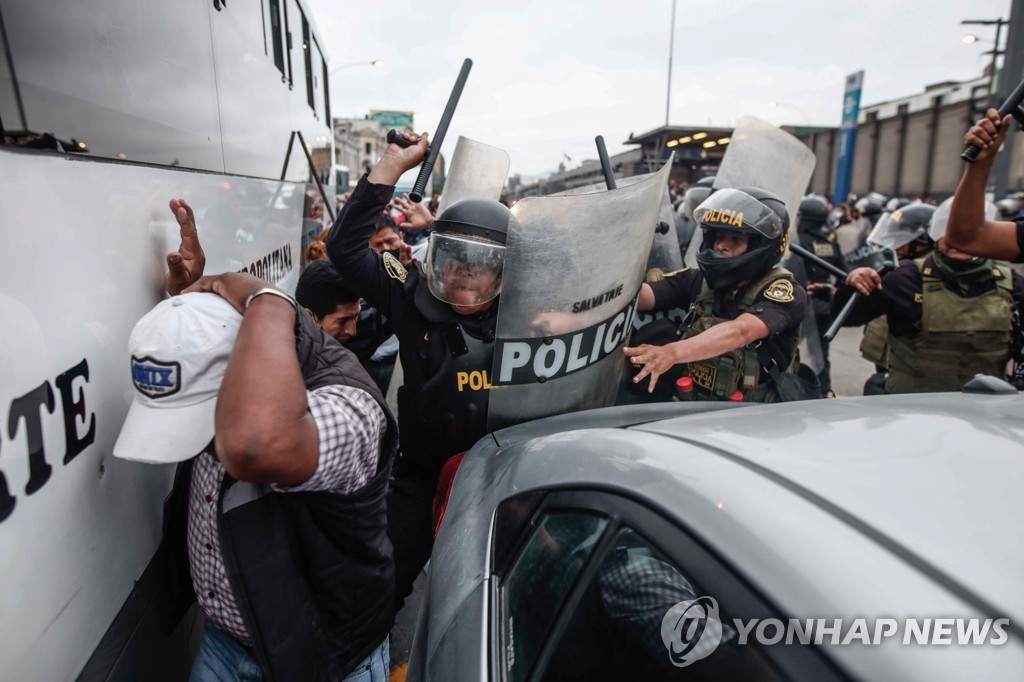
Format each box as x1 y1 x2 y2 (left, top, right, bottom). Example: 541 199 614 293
795 75 1011 200
333 117 387 186
504 72 1023 204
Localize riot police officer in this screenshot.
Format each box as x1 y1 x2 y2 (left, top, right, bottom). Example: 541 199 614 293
837 195 885 264
326 132 508 610
624 187 810 402
795 195 845 394
854 204 938 393
834 202 1024 393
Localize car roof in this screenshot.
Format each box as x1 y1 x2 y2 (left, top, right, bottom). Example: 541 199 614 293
631 392 1024 628
429 393 1024 677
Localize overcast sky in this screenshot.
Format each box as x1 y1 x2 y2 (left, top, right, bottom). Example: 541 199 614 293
305 0 1011 179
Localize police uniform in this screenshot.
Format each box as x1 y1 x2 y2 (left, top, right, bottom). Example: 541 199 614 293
647 266 807 402
798 228 845 392
327 176 497 610
835 253 1024 393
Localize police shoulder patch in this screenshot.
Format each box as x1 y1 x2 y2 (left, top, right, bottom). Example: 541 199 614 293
762 279 795 303
383 251 408 283
647 266 688 283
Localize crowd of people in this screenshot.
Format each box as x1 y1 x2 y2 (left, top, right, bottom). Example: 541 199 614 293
109 109 1024 681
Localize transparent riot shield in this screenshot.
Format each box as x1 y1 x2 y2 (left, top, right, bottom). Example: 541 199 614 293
713 115 817 237
554 173 684 279
783 253 825 374
436 137 510 215
487 158 673 430
554 174 685 331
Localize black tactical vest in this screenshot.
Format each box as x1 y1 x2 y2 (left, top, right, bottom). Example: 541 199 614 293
398 313 495 471
681 267 801 402
886 256 1013 393
161 303 399 681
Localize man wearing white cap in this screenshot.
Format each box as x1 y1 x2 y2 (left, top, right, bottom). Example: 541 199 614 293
115 271 398 682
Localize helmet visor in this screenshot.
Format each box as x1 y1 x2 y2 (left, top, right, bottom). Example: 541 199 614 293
928 198 999 242
425 233 505 306
867 210 924 250
694 188 786 239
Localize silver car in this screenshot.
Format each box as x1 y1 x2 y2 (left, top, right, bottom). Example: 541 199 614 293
408 391 1024 681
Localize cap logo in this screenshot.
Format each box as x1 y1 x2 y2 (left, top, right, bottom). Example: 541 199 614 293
703 208 744 227
131 356 181 399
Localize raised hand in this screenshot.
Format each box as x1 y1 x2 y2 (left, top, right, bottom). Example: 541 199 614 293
368 132 430 186
392 192 434 232
165 198 206 295
964 109 1013 164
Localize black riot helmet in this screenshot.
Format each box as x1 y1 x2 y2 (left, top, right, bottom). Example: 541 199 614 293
694 187 790 290
681 175 717 221
867 203 936 259
855 196 885 225
425 198 510 306
797 195 831 237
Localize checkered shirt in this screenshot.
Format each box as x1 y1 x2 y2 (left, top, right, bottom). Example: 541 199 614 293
186 384 385 645
598 549 734 661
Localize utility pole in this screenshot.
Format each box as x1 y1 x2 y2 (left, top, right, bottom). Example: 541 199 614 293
962 18 1007 99
665 0 676 127
989 0 1024 195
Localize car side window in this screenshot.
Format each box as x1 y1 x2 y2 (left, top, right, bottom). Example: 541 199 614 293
539 526 783 681
499 511 608 682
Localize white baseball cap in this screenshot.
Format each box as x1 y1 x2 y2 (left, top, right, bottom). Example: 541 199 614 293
113 293 243 464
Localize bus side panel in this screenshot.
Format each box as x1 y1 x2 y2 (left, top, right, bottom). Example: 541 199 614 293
0 149 306 680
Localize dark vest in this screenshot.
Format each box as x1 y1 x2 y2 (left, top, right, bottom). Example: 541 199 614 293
681 267 801 402
396 273 496 472
886 256 1013 393
161 304 399 681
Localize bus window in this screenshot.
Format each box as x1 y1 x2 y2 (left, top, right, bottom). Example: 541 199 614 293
322 52 331 126
268 0 285 77
301 9 314 112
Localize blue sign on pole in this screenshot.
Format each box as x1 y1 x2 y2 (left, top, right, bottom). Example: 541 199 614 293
833 70 864 204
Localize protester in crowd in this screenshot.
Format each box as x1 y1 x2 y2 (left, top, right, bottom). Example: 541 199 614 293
304 239 328 263
392 192 435 250
114 259 398 680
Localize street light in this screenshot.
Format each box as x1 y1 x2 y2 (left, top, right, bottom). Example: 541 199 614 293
329 59 383 75
962 18 1006 96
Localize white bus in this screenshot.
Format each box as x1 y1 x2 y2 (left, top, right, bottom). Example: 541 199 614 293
0 1 336 678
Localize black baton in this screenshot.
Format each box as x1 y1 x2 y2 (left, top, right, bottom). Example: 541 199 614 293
823 260 894 342
789 243 848 280
962 77 1024 162
596 135 617 190
385 58 473 202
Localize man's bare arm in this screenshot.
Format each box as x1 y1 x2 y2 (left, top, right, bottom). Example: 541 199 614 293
946 109 1021 260
185 273 319 485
